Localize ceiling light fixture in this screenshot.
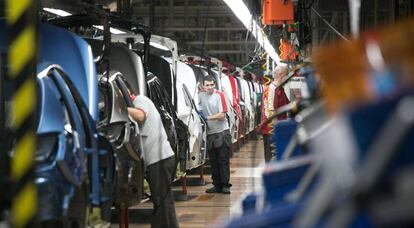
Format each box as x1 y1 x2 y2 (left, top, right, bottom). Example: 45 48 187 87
43 8 125 35
222 0 283 65
149 41 170 51
43 8 72 17
93 25 126 35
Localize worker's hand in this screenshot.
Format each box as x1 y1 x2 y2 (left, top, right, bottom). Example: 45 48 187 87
129 94 136 101
255 125 262 133
197 110 208 123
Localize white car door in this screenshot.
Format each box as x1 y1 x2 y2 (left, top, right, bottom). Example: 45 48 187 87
176 61 207 170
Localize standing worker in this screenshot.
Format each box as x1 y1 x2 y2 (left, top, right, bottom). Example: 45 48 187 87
257 66 290 162
199 75 232 194
128 95 179 228
273 66 290 122
258 77 276 163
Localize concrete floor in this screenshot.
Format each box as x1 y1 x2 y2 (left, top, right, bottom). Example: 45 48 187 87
111 137 265 228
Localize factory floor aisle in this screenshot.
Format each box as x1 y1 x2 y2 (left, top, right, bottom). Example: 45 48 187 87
111 137 265 228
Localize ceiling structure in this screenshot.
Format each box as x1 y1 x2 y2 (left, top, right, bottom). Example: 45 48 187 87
129 0 261 67
309 0 413 45
66 0 414 68
122 0 413 67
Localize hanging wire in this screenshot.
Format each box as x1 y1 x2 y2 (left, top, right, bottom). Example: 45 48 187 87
303 0 316 9
245 17 264 62
311 7 350 42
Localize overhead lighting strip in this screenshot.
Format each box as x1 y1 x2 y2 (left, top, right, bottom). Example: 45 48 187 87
43 8 73 17
43 8 126 34
222 0 283 65
92 25 126 35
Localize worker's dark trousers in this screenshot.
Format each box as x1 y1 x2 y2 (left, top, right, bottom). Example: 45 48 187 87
208 139 231 189
147 156 179 228
263 134 272 163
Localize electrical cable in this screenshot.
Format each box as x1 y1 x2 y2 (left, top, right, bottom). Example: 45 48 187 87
303 0 316 10
245 18 256 59
245 16 264 62
311 7 350 42
230 58 265 76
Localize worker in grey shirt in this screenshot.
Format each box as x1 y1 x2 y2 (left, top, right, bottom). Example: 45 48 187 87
128 94 179 228
199 75 232 194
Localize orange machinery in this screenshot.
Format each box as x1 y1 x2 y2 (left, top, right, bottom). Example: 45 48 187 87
262 0 295 25
280 39 299 61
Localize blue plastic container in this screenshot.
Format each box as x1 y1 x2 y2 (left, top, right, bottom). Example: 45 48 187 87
273 120 301 160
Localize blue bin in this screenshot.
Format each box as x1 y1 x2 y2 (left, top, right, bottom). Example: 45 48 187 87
273 120 301 160
262 162 310 206
242 193 257 214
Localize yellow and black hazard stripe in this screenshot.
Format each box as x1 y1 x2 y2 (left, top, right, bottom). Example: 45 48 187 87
4 0 38 227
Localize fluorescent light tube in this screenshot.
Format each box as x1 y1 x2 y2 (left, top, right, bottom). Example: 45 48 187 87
43 8 72 17
93 25 126 35
222 0 283 65
149 41 170 51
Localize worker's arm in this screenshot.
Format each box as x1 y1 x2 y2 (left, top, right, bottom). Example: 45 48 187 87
128 107 146 124
208 112 226 121
207 90 228 121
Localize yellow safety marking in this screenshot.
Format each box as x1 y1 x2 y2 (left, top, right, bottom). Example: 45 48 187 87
6 0 32 25
11 131 35 181
263 75 272 86
12 183 37 228
11 78 36 129
9 26 35 78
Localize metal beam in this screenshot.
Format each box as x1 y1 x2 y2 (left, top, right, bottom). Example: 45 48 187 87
130 0 264 66
133 5 229 12
208 50 249 54
311 7 349 41
133 5 233 17
186 41 256 45
135 12 235 17
163 27 246 31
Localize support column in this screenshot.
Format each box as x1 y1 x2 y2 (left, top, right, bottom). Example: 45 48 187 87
374 0 378 28
124 0 131 18
311 0 319 48
149 0 155 31
390 0 396 23
342 11 348 35
117 0 122 14
0 0 6 217
119 207 129 228
169 0 174 27
3 0 38 227
184 0 189 39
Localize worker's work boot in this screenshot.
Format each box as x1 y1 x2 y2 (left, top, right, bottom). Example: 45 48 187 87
205 186 222 193
222 187 231 194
